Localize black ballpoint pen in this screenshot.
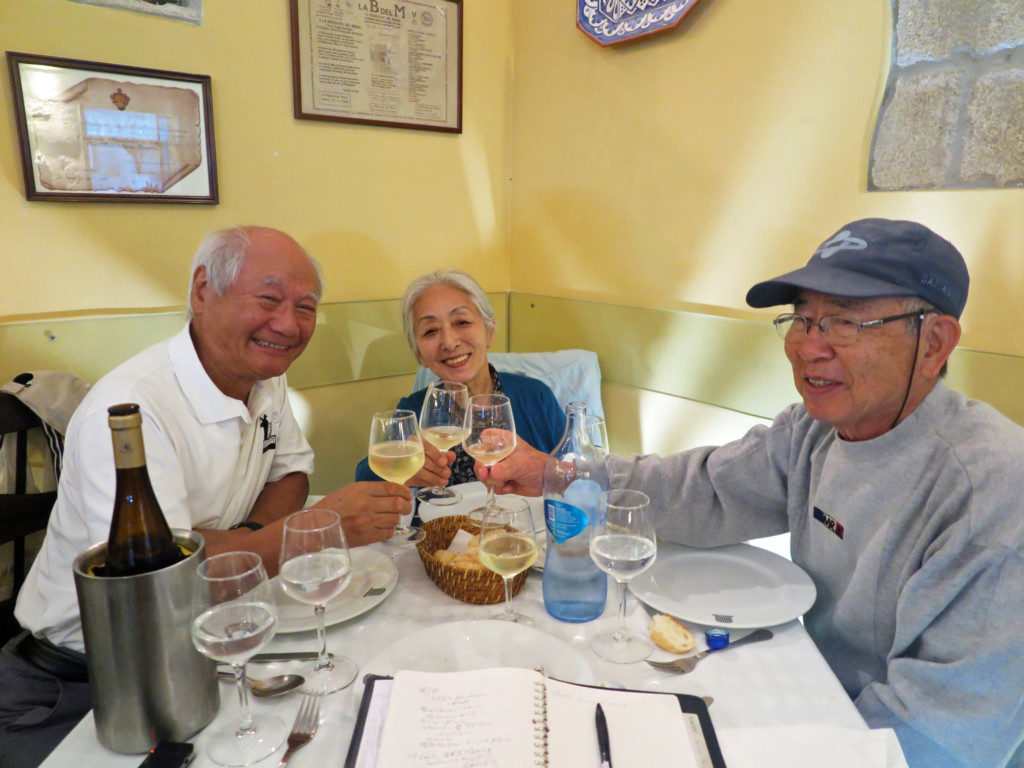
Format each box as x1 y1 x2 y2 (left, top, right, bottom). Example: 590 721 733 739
595 703 613 768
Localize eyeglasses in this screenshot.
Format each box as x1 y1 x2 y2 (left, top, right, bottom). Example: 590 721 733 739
773 310 936 346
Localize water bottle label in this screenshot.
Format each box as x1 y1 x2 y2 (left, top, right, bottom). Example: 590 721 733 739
545 499 589 543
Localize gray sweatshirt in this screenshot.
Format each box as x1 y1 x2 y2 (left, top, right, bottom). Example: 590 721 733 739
608 383 1024 768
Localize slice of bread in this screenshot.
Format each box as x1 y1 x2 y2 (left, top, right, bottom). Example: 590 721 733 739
649 614 696 654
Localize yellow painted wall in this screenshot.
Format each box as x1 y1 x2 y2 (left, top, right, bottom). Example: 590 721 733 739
508 0 1024 358
0 0 513 321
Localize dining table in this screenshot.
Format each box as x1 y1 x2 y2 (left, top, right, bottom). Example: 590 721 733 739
41 484 908 768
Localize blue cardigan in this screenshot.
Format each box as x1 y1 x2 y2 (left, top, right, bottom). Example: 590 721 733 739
355 372 566 482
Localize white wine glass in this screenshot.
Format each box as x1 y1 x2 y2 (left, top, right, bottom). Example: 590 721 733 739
191 551 284 766
279 508 357 693
462 393 516 521
368 409 426 545
585 414 610 458
589 490 657 663
417 380 470 506
479 496 538 624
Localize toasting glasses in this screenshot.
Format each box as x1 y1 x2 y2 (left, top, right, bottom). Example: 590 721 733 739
279 508 358 693
462 393 516 521
191 552 284 765
417 380 470 506
368 409 426 545
589 490 657 663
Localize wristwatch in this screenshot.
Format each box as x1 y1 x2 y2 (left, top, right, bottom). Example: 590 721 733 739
230 521 264 532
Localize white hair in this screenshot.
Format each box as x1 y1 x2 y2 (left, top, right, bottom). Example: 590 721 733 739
400 270 496 351
185 227 324 320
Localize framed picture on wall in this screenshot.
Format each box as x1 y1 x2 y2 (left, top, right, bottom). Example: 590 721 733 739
289 0 462 133
6 52 218 203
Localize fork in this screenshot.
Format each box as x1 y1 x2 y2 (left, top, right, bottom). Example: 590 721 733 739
278 692 322 767
646 628 774 674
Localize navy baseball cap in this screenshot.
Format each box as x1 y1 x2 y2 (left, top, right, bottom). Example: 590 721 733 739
746 219 969 318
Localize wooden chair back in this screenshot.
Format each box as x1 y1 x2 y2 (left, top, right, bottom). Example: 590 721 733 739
0 392 57 642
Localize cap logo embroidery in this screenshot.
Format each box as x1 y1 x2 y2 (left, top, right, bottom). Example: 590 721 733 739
816 231 867 260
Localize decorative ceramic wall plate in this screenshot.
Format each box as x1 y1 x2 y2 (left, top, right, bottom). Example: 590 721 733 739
577 0 702 46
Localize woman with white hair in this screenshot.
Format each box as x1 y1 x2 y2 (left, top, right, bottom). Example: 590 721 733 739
355 270 565 487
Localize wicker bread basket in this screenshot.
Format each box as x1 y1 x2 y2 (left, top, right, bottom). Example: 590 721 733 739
416 515 529 605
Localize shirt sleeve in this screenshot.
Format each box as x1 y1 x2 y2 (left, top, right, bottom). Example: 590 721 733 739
606 410 795 547
266 386 315 483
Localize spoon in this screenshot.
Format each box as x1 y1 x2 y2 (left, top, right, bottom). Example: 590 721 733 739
216 671 305 697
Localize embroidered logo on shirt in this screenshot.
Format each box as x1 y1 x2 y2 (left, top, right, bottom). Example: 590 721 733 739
259 414 277 453
813 507 845 539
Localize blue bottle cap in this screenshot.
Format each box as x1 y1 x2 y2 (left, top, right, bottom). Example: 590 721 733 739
705 628 730 650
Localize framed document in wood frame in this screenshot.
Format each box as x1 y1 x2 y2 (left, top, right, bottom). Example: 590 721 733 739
6 52 218 203
290 0 462 133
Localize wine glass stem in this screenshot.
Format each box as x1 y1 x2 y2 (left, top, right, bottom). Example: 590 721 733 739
503 576 513 616
614 579 631 643
484 479 495 510
313 604 331 670
234 663 256 734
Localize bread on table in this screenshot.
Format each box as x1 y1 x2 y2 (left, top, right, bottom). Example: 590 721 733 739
649 614 696 654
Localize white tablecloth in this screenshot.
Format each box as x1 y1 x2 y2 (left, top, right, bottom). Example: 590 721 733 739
42 485 908 768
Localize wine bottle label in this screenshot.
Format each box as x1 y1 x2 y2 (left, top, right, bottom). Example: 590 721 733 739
544 499 589 543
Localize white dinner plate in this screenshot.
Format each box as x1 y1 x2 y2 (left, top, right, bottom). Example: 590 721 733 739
631 542 816 629
363 620 594 684
273 546 397 633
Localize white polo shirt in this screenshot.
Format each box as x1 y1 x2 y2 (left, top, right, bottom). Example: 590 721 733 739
16 325 315 651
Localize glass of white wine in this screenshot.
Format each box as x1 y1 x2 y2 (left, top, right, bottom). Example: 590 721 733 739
479 496 538 623
462 393 517 520
589 489 657 664
368 409 426 545
279 508 357 693
417 380 470 506
190 551 284 766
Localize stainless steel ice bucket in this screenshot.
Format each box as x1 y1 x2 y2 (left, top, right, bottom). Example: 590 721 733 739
72 529 218 753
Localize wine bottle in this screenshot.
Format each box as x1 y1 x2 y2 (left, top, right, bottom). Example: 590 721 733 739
541 402 608 622
104 403 183 577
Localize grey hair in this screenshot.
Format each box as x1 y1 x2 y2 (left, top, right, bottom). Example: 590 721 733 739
185 226 324 320
400 270 496 351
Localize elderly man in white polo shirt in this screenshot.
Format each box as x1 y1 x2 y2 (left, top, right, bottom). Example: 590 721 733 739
0 226 411 768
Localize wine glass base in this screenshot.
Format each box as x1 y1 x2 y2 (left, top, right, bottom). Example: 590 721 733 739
416 487 463 505
590 629 652 664
303 654 358 694
205 713 286 766
386 526 425 546
490 610 534 625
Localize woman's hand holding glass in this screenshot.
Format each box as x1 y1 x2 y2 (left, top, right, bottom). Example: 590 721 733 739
279 508 357 693
416 381 470 505
478 496 538 624
190 551 284 766
368 409 426 544
589 490 657 664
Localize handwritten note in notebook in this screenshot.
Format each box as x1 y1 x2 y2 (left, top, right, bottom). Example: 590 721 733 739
371 668 713 768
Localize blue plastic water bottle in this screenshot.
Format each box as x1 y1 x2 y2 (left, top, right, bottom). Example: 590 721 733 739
542 402 608 622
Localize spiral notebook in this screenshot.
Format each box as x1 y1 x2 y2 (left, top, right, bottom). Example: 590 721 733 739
344 668 726 768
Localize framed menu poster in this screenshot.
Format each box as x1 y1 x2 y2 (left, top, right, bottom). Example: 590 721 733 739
290 0 462 133
6 52 217 203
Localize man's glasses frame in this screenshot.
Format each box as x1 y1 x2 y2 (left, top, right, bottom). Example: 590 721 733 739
773 309 937 347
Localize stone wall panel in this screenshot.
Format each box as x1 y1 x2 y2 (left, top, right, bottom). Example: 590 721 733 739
961 68 1024 186
871 70 962 190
